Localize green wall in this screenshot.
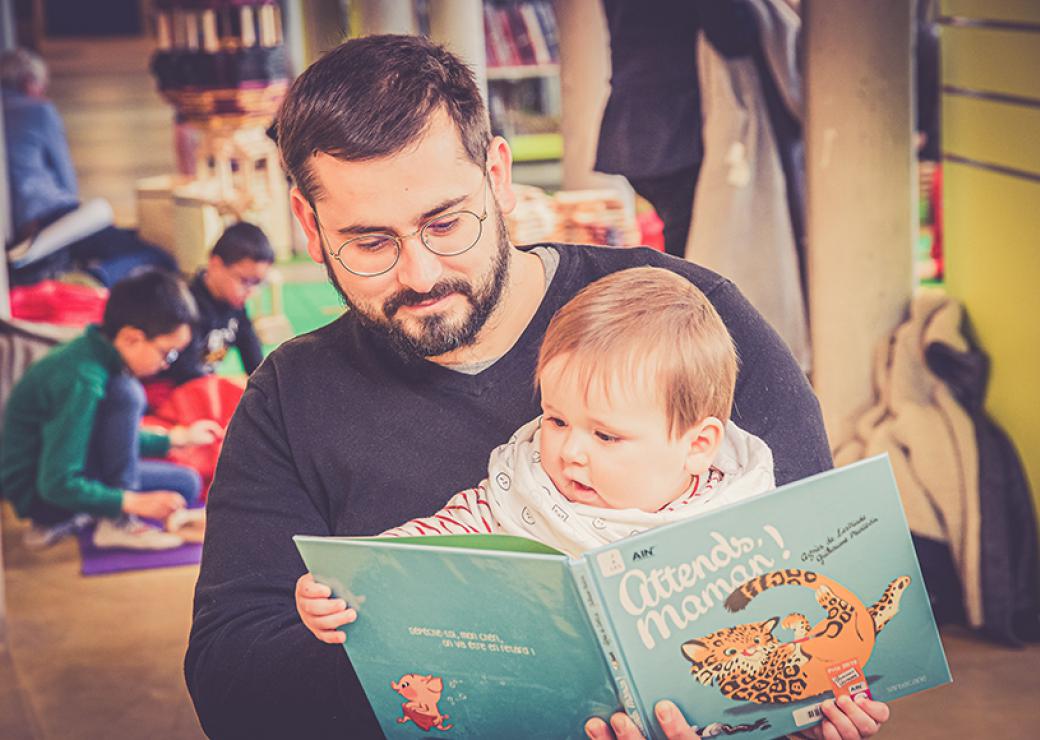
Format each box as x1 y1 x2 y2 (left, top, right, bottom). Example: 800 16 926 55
940 0 1040 512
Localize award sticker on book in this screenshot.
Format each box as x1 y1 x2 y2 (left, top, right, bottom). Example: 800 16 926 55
826 658 872 701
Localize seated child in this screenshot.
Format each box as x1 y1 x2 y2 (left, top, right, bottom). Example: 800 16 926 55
0 270 222 550
295 267 889 738
160 221 273 384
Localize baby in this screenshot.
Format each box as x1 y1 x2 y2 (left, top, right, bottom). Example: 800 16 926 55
297 266 774 641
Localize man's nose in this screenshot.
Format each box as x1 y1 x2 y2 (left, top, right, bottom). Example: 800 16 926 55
395 234 442 293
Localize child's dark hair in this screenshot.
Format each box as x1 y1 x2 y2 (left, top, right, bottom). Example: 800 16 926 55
211 222 275 265
101 270 198 340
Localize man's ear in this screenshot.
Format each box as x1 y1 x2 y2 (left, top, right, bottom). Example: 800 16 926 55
290 186 325 265
683 416 726 477
486 136 517 216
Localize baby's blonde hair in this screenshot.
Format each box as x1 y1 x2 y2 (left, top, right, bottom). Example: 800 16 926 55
536 267 737 437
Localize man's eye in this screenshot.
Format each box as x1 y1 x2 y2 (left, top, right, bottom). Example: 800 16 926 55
425 216 461 237
350 235 394 252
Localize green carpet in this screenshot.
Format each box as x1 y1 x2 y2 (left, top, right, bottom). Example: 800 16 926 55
217 278 346 376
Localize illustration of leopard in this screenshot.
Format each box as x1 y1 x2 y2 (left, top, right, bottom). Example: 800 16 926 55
681 569 910 704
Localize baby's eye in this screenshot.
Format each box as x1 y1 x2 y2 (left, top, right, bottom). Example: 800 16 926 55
595 431 619 443
546 416 567 428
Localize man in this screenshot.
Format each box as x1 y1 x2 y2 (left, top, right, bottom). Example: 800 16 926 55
1 271 221 550
186 35 883 740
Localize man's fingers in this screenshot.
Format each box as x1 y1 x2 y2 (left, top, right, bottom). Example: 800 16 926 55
582 713 644 740
820 698 874 740
856 696 890 726
655 701 700 740
836 695 882 737
585 717 612 740
610 712 644 740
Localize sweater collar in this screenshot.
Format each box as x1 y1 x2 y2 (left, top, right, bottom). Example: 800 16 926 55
84 324 128 374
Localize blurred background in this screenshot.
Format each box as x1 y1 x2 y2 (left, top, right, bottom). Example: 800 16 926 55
1 1 1038 738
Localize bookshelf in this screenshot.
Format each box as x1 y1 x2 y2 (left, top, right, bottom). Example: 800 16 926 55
483 0 562 166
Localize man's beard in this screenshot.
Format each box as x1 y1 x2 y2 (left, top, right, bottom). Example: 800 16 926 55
324 210 512 360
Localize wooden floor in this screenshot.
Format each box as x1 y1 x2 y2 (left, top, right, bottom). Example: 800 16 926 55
1 34 1039 740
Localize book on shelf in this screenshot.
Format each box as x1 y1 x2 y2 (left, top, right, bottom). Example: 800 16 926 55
484 0 559 70
519 2 552 65
295 455 951 739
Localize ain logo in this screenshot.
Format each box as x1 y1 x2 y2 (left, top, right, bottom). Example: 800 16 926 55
632 547 656 561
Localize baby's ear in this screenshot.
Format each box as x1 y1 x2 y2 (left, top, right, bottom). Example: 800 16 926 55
683 417 725 477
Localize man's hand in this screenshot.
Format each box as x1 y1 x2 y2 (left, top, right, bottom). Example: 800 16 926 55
122 490 186 520
169 419 225 447
794 696 889 740
585 701 701 740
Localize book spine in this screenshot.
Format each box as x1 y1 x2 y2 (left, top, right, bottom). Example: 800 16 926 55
569 558 653 738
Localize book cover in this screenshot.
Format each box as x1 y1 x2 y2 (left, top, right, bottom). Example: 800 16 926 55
295 456 951 738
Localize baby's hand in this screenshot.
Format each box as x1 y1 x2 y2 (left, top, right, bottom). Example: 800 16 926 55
295 572 357 644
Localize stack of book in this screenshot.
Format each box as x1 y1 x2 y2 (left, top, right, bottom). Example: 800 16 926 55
505 187 642 249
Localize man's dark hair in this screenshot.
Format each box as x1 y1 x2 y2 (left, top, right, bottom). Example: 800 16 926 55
211 221 275 265
275 34 491 202
101 270 198 339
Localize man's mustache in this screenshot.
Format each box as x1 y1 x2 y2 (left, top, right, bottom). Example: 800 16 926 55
383 279 473 318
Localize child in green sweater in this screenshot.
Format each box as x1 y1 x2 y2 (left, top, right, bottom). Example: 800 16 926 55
1 270 222 550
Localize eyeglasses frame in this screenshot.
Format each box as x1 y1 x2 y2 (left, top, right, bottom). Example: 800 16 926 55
309 170 490 278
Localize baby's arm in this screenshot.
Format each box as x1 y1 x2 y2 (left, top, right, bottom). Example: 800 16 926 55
294 572 357 644
381 483 497 537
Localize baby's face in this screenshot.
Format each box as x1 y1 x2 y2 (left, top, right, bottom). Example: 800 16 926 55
537 355 704 512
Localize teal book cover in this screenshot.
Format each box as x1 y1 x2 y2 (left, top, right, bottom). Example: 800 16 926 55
295 455 951 739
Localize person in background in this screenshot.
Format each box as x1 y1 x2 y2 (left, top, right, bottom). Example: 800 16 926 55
594 0 759 259
1 48 178 286
0 271 222 550
159 221 273 384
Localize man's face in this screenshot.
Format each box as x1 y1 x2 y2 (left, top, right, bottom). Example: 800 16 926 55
293 111 517 360
208 256 271 309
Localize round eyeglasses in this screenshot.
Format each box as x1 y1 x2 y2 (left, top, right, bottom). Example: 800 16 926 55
311 172 489 278
152 342 179 367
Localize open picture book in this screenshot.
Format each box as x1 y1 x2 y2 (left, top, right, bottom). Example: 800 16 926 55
295 455 951 739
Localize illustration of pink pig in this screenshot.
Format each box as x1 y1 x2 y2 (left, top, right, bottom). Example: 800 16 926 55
391 673 454 731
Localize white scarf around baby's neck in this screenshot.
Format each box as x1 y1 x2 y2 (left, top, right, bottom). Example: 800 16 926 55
482 416 775 557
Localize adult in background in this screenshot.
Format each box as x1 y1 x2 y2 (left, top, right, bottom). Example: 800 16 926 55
594 0 760 259
1 48 178 286
186 35 883 740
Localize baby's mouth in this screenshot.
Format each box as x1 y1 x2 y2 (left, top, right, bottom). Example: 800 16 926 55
567 478 600 504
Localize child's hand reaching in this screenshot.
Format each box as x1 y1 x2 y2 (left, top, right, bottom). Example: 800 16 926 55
295 572 357 644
